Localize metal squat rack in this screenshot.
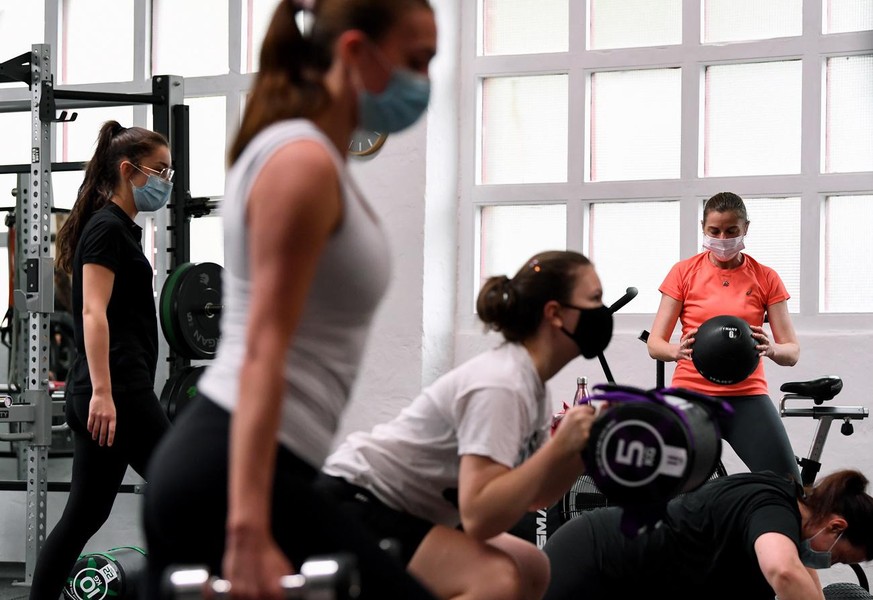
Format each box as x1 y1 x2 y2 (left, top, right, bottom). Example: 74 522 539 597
0 43 199 585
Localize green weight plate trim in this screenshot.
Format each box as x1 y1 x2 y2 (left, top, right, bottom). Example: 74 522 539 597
161 366 206 422
160 262 194 356
173 365 205 420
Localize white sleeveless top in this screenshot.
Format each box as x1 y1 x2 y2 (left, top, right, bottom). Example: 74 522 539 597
198 119 391 468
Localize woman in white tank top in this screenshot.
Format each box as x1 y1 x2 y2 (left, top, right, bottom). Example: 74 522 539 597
142 2 439 598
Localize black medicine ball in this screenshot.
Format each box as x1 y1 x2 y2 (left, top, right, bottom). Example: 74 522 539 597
692 315 759 385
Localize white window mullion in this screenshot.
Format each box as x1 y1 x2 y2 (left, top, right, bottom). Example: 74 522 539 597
228 0 242 75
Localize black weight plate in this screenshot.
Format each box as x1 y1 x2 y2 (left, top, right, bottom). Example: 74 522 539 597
159 263 194 356
175 262 223 359
167 366 205 422
159 370 183 422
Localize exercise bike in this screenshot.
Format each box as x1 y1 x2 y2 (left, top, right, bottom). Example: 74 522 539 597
777 375 871 597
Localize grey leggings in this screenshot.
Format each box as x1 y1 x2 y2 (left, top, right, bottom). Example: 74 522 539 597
719 394 801 482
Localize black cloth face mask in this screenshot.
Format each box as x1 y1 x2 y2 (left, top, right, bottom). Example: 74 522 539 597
559 304 614 359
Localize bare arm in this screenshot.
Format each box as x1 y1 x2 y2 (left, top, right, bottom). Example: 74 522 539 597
223 141 342 592
457 405 595 540
753 300 799 367
81 263 115 446
647 293 695 363
755 532 824 600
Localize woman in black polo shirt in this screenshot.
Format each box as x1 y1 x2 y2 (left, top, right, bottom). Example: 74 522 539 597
29 120 174 600
543 469 873 600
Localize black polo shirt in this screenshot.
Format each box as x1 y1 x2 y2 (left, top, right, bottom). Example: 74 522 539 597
557 472 801 600
68 202 158 394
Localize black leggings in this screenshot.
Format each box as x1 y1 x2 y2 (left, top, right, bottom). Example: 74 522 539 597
29 388 170 600
720 394 801 482
142 395 437 600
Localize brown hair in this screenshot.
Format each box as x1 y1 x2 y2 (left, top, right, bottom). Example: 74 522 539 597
477 251 592 343
229 0 433 163
55 121 168 273
801 469 873 560
703 191 748 224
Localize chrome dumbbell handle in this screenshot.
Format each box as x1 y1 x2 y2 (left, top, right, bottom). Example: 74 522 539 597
165 554 361 600
167 568 309 598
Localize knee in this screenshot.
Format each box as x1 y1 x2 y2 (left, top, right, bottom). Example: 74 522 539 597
522 548 551 600
475 550 526 600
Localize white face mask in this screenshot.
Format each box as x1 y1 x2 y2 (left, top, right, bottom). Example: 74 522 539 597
703 234 745 262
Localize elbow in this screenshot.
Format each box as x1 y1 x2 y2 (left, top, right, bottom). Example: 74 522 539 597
459 511 500 542
780 345 800 367
762 566 805 598
460 520 488 542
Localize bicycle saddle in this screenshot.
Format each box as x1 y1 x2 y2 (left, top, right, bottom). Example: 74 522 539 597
780 376 843 402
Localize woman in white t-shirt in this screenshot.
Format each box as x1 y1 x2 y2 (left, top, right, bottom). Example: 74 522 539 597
318 250 612 600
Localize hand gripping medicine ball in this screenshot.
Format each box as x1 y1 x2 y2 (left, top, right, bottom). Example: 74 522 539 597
692 315 759 385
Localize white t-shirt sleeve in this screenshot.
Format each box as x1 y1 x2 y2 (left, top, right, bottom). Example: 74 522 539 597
455 386 531 468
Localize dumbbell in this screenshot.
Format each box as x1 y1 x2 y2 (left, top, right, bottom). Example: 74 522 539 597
163 553 360 599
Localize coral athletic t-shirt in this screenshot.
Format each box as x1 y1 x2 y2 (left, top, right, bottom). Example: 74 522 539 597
659 251 790 396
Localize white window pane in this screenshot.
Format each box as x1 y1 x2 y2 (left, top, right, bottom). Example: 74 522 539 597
153 0 229 77
0 113 31 165
478 204 566 293
190 215 224 266
246 0 280 73
481 75 568 184
703 0 802 43
588 201 679 312
825 0 873 33
704 61 802 177
482 0 568 55
187 97 227 198
588 0 681 50
0 218 8 306
51 171 85 212
826 55 873 174
62 0 134 84
589 68 681 182
822 195 873 313
140 215 157 272
734 197 801 313
58 107 135 163
0 175 16 208
0 1 43 89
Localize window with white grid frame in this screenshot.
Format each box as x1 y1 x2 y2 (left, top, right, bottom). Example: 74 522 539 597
462 0 873 322
0 0 261 279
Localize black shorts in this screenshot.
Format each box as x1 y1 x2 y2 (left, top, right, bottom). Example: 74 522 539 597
314 474 434 566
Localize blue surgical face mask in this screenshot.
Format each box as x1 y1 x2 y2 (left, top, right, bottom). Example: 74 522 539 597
358 46 431 134
799 527 843 569
129 163 173 212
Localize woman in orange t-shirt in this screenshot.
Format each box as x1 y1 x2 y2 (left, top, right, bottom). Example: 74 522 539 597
647 191 801 481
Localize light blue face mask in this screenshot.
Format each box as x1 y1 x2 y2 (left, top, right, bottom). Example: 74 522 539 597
799 527 843 569
358 48 431 134
129 163 173 212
